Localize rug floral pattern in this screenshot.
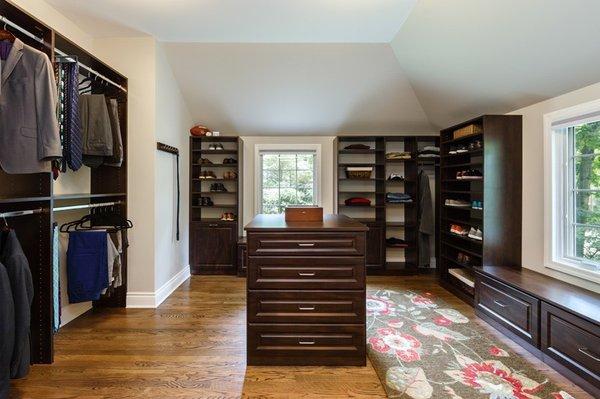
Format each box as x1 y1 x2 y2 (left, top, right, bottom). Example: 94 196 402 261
366 289 576 399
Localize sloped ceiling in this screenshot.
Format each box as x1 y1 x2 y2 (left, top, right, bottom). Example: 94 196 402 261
45 0 417 43
391 0 600 128
162 43 432 135
46 0 600 133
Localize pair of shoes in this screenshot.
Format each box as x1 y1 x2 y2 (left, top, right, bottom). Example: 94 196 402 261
468 227 483 241
220 213 236 221
199 171 217 179
457 252 472 265
208 143 224 150
387 173 405 181
223 171 237 180
223 158 237 164
210 183 228 192
386 237 408 248
471 200 483 210
199 197 214 206
445 199 470 207
450 224 469 236
199 157 213 165
468 140 483 151
456 169 483 180
448 146 469 155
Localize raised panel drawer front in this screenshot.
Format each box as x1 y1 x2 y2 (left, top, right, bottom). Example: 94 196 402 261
541 303 600 389
247 256 365 290
248 232 365 256
247 324 366 366
475 276 539 345
248 290 365 324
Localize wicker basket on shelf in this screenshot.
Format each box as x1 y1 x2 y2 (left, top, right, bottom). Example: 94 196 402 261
453 124 482 139
345 167 373 179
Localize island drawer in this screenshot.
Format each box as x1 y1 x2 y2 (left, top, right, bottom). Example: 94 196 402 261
247 232 365 256
247 256 365 290
248 290 365 324
247 323 366 366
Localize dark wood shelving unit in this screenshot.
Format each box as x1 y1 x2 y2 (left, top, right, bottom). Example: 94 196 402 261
336 135 440 275
189 136 240 275
0 0 129 364
438 115 522 305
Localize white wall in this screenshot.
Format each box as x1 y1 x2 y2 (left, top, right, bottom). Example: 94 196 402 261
92 37 158 298
154 42 192 291
510 82 600 293
240 136 336 230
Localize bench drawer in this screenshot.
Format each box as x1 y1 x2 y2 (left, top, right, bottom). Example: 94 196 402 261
248 232 365 256
248 256 365 290
248 290 365 324
475 275 539 345
541 302 600 390
247 324 366 366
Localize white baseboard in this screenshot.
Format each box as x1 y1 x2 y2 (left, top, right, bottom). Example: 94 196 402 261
127 265 190 308
60 302 92 327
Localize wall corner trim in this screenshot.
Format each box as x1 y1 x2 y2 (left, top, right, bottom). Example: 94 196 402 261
126 266 190 308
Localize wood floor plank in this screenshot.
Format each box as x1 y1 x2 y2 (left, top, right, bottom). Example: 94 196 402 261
8 275 592 398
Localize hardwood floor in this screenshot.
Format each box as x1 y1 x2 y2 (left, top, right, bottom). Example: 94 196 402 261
9 275 592 398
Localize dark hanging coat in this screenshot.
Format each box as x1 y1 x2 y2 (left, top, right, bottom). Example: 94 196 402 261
1 230 34 379
418 170 434 267
0 260 15 399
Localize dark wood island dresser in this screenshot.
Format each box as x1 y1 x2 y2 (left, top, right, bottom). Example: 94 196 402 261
245 214 368 366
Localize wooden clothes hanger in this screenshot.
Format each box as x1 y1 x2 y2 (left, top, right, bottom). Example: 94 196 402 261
0 22 16 43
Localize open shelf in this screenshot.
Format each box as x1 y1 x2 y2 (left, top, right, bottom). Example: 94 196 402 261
336 135 440 275
0 196 52 204
53 193 126 201
442 231 483 245
192 163 238 168
448 268 475 288
192 149 238 154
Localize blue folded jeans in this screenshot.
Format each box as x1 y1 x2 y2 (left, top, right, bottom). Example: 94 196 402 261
67 231 108 303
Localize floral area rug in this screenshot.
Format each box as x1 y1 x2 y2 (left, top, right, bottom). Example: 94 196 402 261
366 289 575 399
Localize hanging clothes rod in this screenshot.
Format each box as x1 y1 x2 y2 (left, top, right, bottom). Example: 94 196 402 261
0 14 47 45
0 15 127 93
0 208 45 219
54 48 128 93
53 201 123 213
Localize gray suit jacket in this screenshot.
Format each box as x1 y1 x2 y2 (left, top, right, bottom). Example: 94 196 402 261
0 39 61 174
1 230 34 380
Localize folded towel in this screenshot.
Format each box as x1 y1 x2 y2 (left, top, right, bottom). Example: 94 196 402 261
344 197 372 206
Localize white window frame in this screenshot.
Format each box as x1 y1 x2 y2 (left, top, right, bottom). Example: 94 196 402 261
254 144 322 215
544 99 600 284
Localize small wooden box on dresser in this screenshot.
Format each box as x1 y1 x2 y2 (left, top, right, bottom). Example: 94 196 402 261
245 214 368 366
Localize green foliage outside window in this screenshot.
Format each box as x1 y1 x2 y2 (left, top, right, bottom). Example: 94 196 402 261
261 153 315 214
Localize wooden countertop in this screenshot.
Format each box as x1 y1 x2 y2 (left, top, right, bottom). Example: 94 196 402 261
474 266 600 325
245 214 368 232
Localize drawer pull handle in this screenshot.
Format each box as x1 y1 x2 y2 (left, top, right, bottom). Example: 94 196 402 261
298 272 316 277
578 348 600 362
208 223 218 227
493 300 507 308
298 243 315 247
299 340 315 345
298 306 316 311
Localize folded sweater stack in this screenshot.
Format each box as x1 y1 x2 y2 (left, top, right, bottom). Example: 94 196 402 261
386 193 412 203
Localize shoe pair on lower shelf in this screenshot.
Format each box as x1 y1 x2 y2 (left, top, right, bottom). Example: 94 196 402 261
220 213 236 221
207 143 224 150
450 224 469 236
199 197 214 206
210 183 228 192
386 237 408 248
468 227 483 241
456 169 483 180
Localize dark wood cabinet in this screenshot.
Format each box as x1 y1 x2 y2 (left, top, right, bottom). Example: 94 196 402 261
475 266 600 397
189 136 240 275
190 222 236 274
245 214 368 366
365 222 385 269
237 237 247 276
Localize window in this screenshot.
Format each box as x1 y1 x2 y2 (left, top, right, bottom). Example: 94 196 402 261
258 151 317 214
548 107 600 281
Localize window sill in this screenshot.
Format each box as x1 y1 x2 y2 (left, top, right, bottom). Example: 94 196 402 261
545 258 600 285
